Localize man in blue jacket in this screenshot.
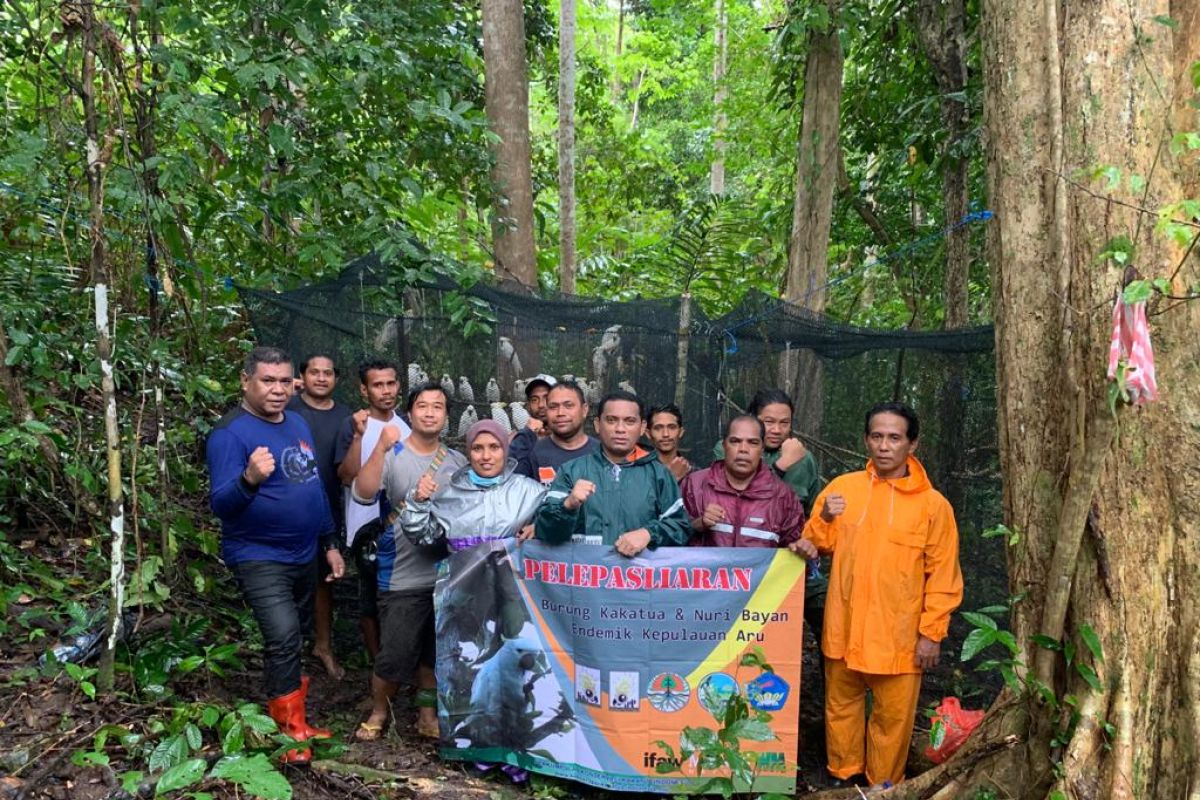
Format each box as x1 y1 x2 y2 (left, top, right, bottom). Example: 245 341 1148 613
206 346 345 763
536 390 690 556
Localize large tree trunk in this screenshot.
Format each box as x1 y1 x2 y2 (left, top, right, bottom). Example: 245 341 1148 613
915 0 970 330
482 0 538 288
710 0 728 196
558 0 577 295
916 0 972 515
780 1 842 436
914 0 1200 797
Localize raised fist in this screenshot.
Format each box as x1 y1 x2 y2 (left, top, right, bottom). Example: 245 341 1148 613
377 423 402 451
414 473 439 503
565 479 596 511
668 455 691 481
820 493 847 523
244 446 276 485
701 503 726 530
779 437 807 464
351 409 369 437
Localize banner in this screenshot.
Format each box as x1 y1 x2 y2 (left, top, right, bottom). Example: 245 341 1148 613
432 541 806 794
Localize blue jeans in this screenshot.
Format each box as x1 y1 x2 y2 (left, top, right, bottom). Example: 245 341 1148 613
229 560 315 699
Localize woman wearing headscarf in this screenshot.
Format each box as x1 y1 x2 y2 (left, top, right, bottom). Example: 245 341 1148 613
400 420 548 760
401 419 547 552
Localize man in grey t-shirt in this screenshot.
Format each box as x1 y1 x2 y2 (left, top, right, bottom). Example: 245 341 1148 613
350 382 464 740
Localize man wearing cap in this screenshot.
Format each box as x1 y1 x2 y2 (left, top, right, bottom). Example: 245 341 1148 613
508 374 555 468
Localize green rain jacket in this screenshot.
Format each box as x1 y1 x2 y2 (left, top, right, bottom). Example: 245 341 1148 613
535 447 691 547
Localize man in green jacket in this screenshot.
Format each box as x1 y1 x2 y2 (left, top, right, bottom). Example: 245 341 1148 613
536 390 690 556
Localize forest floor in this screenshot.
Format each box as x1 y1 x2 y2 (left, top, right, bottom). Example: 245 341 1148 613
0 540 985 800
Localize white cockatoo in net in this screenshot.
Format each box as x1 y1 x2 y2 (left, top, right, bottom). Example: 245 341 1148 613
509 401 530 430
490 402 512 433
457 405 479 438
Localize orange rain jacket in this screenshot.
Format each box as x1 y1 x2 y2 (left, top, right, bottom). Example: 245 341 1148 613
804 455 963 675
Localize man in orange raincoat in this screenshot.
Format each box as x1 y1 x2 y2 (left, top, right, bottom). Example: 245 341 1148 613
804 402 963 787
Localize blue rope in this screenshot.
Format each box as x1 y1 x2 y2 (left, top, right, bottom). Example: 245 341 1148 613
721 208 993 354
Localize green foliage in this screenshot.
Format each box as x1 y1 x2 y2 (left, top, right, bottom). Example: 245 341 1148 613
652 647 784 798
981 523 1020 546
70 700 320 798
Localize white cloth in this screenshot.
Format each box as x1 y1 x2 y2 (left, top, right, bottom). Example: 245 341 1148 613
344 413 410 546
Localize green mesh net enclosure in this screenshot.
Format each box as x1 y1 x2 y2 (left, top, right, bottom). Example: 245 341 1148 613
239 251 1005 706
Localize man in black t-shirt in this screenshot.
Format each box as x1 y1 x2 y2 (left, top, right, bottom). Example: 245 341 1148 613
286 354 351 680
515 381 598 486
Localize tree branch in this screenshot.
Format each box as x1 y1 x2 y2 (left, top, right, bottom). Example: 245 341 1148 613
1033 409 1117 686
1044 169 1200 230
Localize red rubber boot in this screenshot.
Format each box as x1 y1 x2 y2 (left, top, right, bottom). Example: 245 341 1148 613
266 687 313 765
298 676 331 739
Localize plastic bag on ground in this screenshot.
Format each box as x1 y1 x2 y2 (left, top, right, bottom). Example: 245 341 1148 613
924 696 984 764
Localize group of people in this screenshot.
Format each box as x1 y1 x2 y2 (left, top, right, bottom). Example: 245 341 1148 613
206 346 963 788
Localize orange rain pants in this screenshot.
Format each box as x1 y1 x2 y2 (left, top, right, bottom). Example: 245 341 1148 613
825 657 922 786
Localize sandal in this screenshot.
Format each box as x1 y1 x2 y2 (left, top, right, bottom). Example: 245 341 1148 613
416 718 439 739
352 721 384 742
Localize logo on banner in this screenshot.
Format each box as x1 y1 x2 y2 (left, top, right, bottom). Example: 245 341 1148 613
697 673 739 719
745 672 791 712
646 672 690 712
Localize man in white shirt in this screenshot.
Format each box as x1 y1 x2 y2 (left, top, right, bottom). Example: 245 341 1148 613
334 359 411 659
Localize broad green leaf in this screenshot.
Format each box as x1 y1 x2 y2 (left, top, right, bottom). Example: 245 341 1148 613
1031 634 1061 651
121 771 144 794
1078 623 1104 663
959 628 995 661
240 713 278 735
184 723 202 751
210 754 292 800
994 630 1020 656
221 722 245 755
200 706 221 728
960 611 998 631
728 719 776 742
155 758 206 795
1123 280 1153 304
1076 662 1104 692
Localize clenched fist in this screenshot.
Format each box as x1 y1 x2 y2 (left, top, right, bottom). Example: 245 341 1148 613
244 446 275 486
700 503 726 530
777 437 807 469
377 423 402 452
413 473 439 503
615 528 651 558
564 479 596 511
351 409 370 437
667 455 691 481
820 493 847 523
